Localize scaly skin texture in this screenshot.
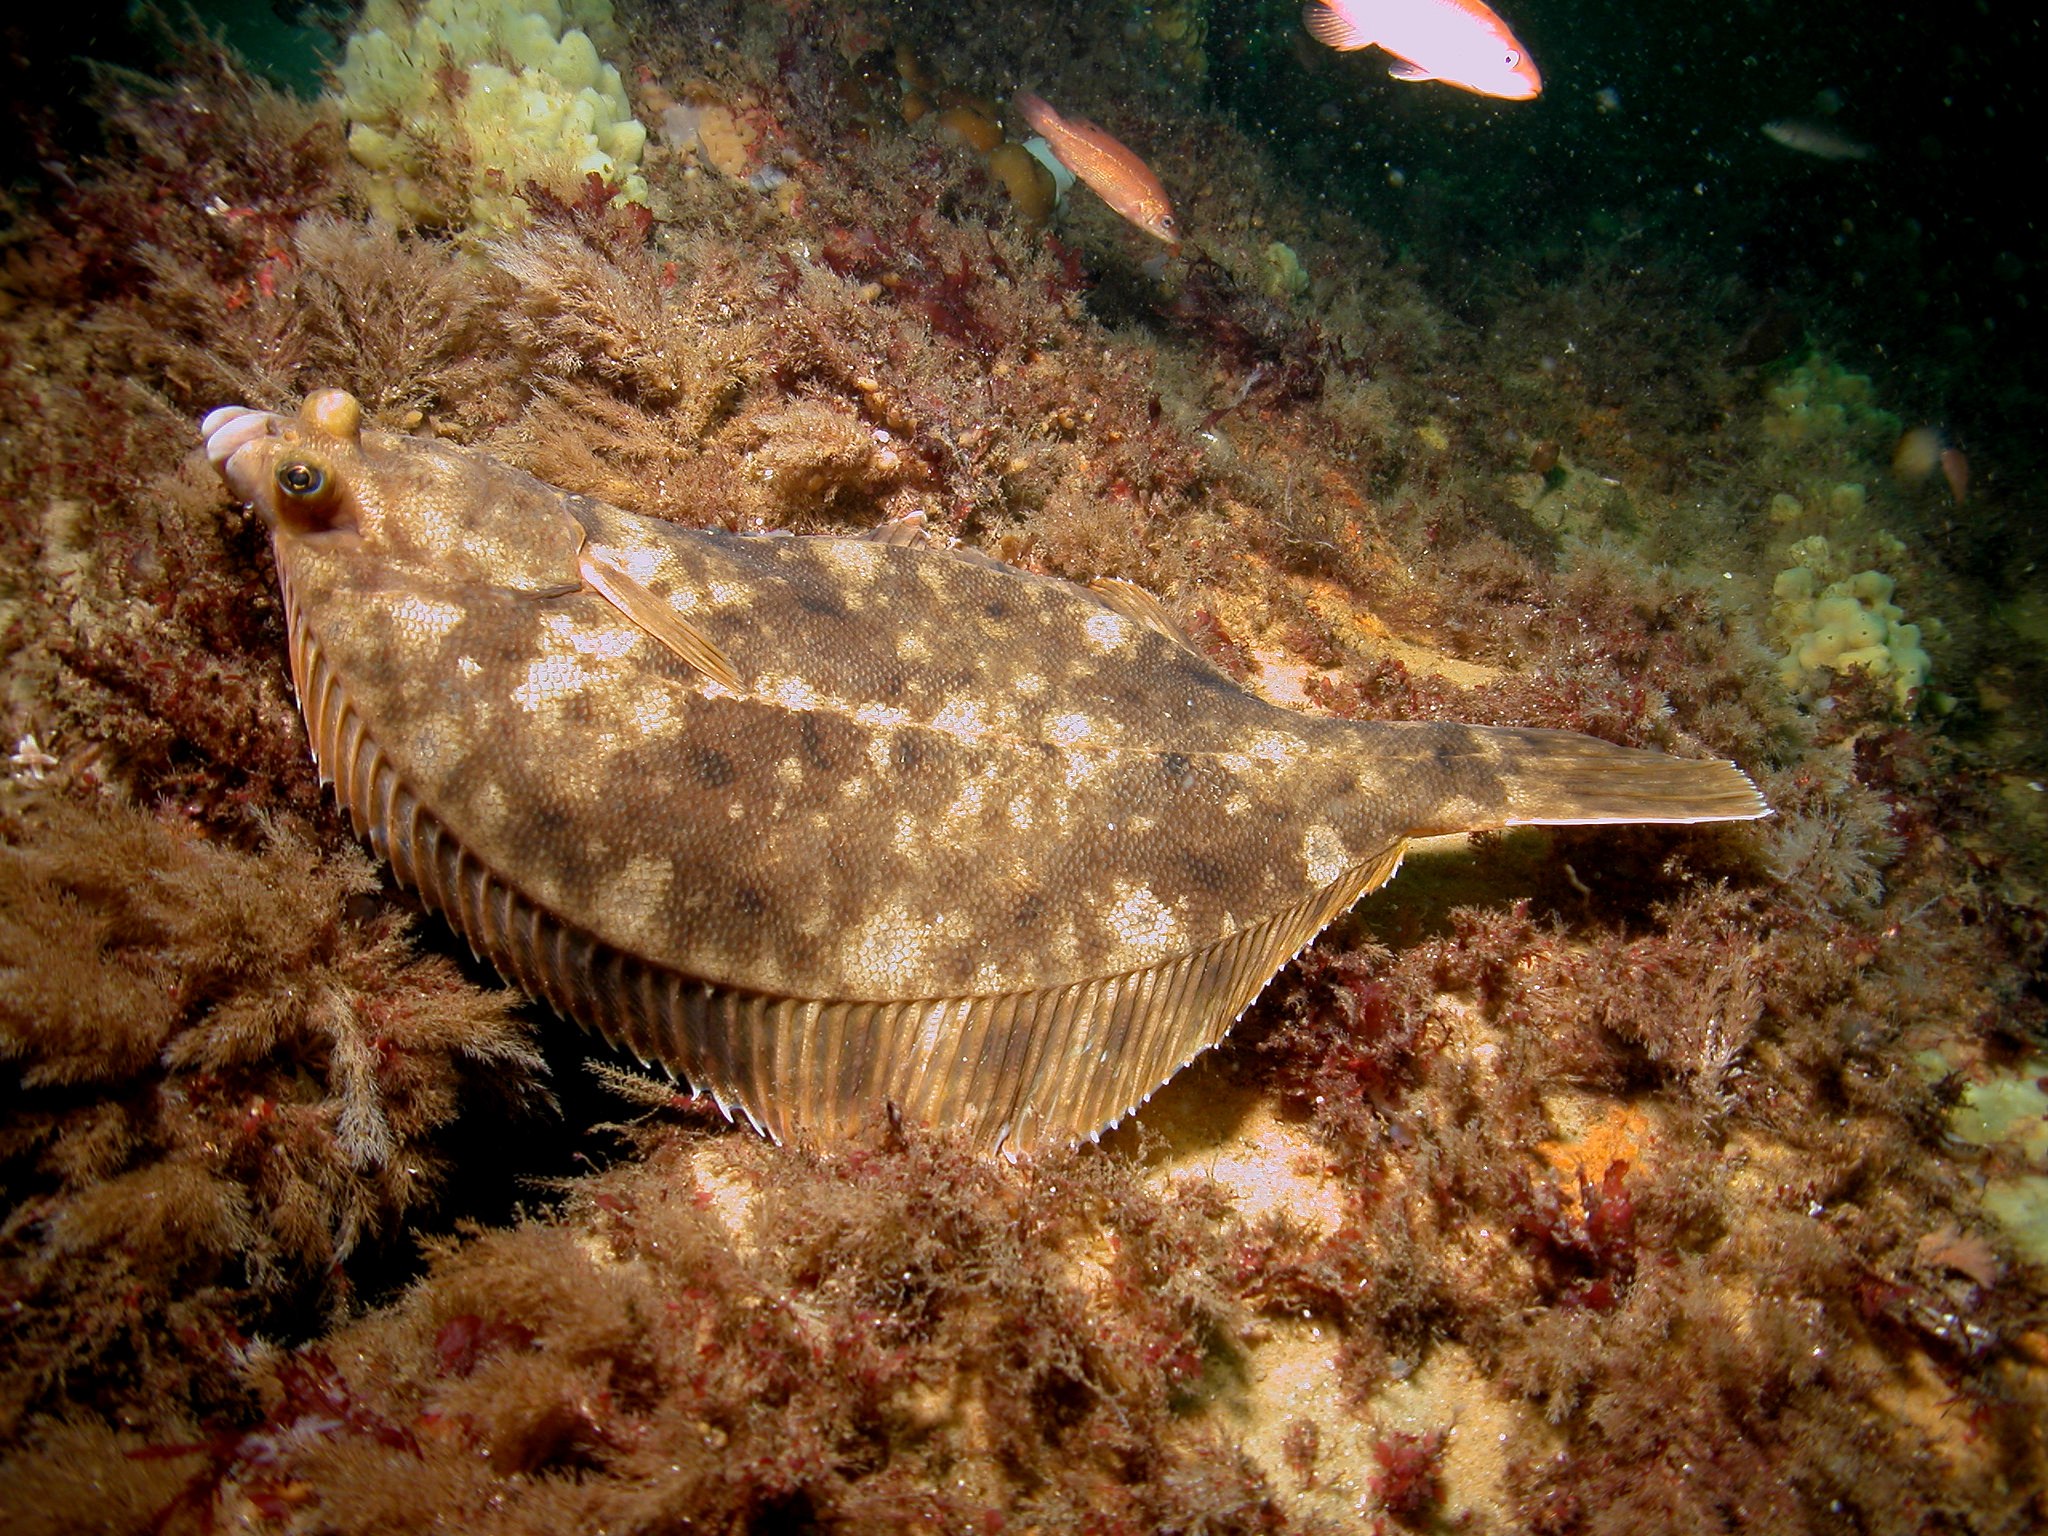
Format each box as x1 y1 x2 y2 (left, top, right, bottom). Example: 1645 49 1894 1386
204 392 1765 1152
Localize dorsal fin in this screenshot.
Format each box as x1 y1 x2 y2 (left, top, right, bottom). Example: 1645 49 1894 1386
578 546 744 693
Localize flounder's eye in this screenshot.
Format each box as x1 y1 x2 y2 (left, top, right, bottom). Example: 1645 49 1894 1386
269 456 354 536
277 461 325 498
1505 49 1520 67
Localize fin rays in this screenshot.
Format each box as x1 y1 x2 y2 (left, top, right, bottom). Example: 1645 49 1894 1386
578 545 744 692
288 570 1411 1154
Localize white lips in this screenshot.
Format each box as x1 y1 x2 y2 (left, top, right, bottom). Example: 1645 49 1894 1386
199 404 283 473
199 404 294 508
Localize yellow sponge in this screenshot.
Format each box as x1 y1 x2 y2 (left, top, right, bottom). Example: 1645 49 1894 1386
335 0 648 236
1773 544 1930 706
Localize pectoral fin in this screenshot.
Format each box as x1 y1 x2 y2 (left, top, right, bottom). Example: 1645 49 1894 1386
1302 2 1371 51
1087 577 1217 665
578 546 744 693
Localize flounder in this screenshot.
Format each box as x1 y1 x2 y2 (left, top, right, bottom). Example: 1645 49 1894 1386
203 391 1768 1155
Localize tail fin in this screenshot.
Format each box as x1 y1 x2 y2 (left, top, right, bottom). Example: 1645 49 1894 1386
1482 727 1769 827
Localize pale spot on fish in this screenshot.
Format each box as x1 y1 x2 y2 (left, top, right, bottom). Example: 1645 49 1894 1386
848 901 928 986
593 542 664 582
891 810 921 853
1248 729 1303 764
855 702 911 729
767 675 820 711
1015 673 1046 696
776 755 804 788
566 624 638 660
512 656 586 710
606 852 673 942
817 539 881 578
393 593 464 639
1106 883 1176 950
471 779 508 834
1008 796 1035 831
1082 611 1131 653
897 631 933 662
945 776 989 822
1303 823 1349 886
932 697 989 740
627 692 674 736
1062 750 1106 790
1047 711 1094 747
456 655 482 679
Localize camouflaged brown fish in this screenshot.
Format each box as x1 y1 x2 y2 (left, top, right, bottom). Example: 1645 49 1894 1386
203 392 1768 1155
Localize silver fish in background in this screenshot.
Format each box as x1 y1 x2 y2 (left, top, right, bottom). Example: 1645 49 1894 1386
1762 118 1876 161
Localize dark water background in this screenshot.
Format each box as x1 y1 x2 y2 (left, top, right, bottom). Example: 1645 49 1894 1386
1213 1 2041 487
9 1 2041 507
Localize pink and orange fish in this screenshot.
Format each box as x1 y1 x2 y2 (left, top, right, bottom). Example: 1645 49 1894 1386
1304 0 1541 101
1014 91 1181 246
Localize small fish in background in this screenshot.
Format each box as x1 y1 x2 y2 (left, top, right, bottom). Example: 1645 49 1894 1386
1893 426 1944 483
1301 0 1542 101
1893 426 1970 505
1941 446 1970 506
1013 91 1181 246
1762 118 1876 161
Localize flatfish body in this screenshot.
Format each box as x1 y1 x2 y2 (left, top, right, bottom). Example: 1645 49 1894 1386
204 392 1767 1154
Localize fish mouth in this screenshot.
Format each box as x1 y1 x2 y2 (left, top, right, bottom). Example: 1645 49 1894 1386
201 403 281 468
200 403 288 505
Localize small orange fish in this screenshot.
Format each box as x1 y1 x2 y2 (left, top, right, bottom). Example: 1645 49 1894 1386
1941 446 1969 506
1303 0 1541 101
1014 91 1180 245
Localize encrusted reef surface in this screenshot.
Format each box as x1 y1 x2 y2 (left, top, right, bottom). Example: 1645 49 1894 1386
1 2 2045 1531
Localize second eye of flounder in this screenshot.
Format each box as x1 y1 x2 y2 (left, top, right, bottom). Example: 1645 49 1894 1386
203 392 1767 1156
